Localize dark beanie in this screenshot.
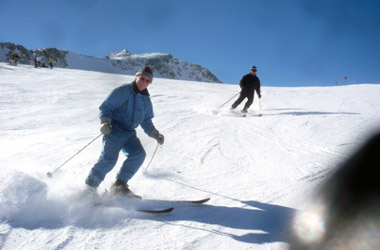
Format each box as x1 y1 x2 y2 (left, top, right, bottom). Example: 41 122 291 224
136 66 153 83
251 65 257 71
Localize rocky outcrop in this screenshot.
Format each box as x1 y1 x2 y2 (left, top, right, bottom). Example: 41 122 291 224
107 50 221 83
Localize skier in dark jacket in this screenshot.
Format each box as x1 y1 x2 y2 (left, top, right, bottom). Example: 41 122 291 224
10 53 19 65
231 65 261 113
85 66 164 198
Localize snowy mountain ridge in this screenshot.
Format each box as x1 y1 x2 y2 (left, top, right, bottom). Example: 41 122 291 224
0 42 221 83
107 49 166 60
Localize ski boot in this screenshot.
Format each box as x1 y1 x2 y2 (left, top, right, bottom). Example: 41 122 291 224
81 184 102 203
110 179 141 199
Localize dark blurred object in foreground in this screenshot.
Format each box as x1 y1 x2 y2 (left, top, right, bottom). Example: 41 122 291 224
290 132 380 250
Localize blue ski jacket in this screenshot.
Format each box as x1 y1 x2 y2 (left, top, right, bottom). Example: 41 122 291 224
99 82 156 137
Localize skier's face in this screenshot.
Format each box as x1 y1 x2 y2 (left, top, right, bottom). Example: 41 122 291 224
251 70 257 75
136 75 151 91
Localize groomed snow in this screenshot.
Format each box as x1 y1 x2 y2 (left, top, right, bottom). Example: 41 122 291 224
1 62 379 249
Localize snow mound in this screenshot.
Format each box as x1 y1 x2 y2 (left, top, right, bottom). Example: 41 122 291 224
0 171 62 228
0 171 137 229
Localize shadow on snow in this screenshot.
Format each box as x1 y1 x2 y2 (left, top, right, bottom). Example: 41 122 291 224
148 200 296 244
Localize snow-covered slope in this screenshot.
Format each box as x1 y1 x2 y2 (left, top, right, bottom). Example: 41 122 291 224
0 62 379 249
0 42 221 83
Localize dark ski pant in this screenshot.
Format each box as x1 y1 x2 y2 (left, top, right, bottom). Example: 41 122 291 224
231 88 254 109
85 132 146 188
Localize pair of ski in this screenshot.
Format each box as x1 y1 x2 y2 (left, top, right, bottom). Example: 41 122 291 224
231 110 262 118
96 197 210 214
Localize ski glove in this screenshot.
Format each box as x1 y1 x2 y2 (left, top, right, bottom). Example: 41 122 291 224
100 117 112 135
150 130 165 145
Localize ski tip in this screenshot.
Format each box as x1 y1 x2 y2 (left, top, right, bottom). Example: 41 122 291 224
138 207 174 214
163 207 174 213
141 197 211 205
201 197 211 203
190 198 211 204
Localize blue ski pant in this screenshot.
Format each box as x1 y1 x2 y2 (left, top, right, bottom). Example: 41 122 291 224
85 133 146 188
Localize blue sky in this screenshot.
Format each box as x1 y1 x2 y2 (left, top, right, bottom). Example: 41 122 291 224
1 0 380 86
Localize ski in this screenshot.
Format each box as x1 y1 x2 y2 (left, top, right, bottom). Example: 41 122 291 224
230 110 248 117
238 112 263 117
96 190 209 213
100 189 210 204
240 112 263 117
142 197 210 204
137 207 174 214
94 201 174 214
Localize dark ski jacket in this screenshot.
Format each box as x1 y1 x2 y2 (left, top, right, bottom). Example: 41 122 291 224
239 73 261 97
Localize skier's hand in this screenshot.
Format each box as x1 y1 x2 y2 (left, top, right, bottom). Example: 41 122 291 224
100 118 112 135
156 134 165 145
150 130 165 145
258 94 262 99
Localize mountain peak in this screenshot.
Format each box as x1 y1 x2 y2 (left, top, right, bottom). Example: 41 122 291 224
107 49 131 59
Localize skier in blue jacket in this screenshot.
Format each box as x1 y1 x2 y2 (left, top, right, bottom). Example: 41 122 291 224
85 66 164 197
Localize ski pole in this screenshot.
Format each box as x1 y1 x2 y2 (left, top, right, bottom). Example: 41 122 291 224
46 133 102 178
257 98 263 116
259 98 262 111
216 92 239 111
145 142 159 171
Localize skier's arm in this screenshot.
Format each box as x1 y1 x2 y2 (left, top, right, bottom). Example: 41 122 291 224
239 76 246 88
141 117 155 136
140 99 156 136
99 87 125 121
256 78 262 98
98 89 125 135
140 100 164 145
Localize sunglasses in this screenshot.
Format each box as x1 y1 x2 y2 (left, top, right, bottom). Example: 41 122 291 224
138 75 151 84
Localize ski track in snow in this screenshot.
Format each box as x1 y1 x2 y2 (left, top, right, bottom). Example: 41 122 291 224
1 62 380 249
